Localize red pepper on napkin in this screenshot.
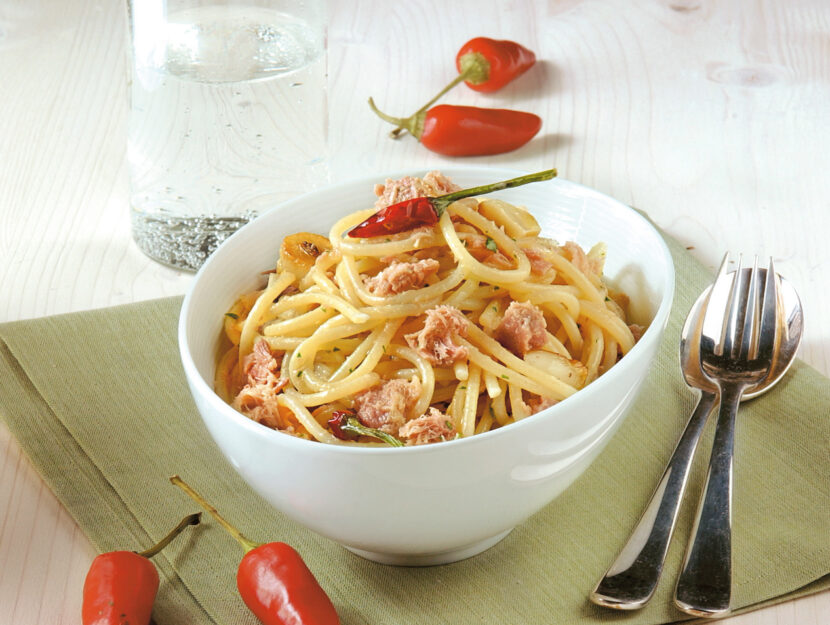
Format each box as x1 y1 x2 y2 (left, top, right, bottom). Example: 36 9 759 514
170 475 339 625
82 513 201 625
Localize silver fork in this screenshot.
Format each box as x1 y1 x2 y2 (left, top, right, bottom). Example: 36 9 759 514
674 254 779 617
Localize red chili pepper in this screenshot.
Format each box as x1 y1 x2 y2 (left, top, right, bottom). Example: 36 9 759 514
348 196 439 238
387 37 536 138
170 475 340 625
327 410 404 446
82 512 201 625
348 168 557 238
369 100 541 156
327 410 359 441
456 37 536 93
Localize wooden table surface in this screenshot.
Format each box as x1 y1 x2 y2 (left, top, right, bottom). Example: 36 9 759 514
1 0 828 622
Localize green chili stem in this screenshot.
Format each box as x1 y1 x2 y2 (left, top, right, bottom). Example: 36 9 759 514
389 54 489 138
342 417 404 447
368 97 426 139
170 475 261 554
136 512 201 559
388 72 469 139
432 168 558 217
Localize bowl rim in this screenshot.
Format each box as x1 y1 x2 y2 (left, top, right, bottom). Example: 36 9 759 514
179 165 676 457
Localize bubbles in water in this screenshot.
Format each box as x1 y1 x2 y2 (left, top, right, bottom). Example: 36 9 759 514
132 211 254 271
256 25 280 42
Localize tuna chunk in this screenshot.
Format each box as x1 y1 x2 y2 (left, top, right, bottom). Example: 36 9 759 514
527 395 557 414
233 382 289 429
495 301 547 357
405 305 468 366
629 323 645 342
365 259 440 296
354 377 422 434
524 247 554 275
233 339 289 428
399 408 456 445
373 171 460 209
560 241 603 280
242 338 282 386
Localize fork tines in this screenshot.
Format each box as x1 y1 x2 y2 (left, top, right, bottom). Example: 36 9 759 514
701 253 777 367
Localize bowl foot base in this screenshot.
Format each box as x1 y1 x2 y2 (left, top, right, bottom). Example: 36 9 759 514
342 528 513 566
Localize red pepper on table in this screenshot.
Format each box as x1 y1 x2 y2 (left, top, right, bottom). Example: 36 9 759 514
369 99 541 156
170 475 340 625
456 37 537 92
327 410 404 446
82 512 201 625
388 37 537 138
347 168 557 238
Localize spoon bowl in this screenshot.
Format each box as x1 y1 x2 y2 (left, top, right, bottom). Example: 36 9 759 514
681 266 803 400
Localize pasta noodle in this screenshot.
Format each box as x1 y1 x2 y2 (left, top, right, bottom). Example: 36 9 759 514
215 172 643 447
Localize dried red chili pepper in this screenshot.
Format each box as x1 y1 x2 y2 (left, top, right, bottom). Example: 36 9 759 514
327 410 404 446
327 410 359 441
82 512 201 625
170 475 340 625
388 37 536 137
369 100 541 156
348 168 557 238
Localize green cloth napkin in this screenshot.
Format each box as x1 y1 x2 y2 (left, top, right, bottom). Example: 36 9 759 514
1 234 828 625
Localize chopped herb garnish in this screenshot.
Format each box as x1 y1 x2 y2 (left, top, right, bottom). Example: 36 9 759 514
459 385 466 390
297 370 303 377
445 420 453 430
485 237 498 252
500 374 509 380
493 286 500 290
492 306 498 312
332 346 340 352
488 405 495 418
382 345 387 352
225 312 239 319
296 352 301 358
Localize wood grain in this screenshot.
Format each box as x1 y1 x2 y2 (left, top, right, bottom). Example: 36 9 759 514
0 0 827 622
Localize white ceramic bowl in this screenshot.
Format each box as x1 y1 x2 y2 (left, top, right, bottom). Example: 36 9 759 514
179 167 675 566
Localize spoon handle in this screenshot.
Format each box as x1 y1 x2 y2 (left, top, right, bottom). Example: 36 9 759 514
674 383 744 617
590 390 718 609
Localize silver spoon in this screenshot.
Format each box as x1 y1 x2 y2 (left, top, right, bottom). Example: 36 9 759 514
590 265 803 610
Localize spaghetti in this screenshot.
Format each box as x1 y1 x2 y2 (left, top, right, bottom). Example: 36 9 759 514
216 172 642 447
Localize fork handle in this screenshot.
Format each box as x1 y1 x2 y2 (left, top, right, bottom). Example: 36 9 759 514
674 383 745 617
590 390 717 609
